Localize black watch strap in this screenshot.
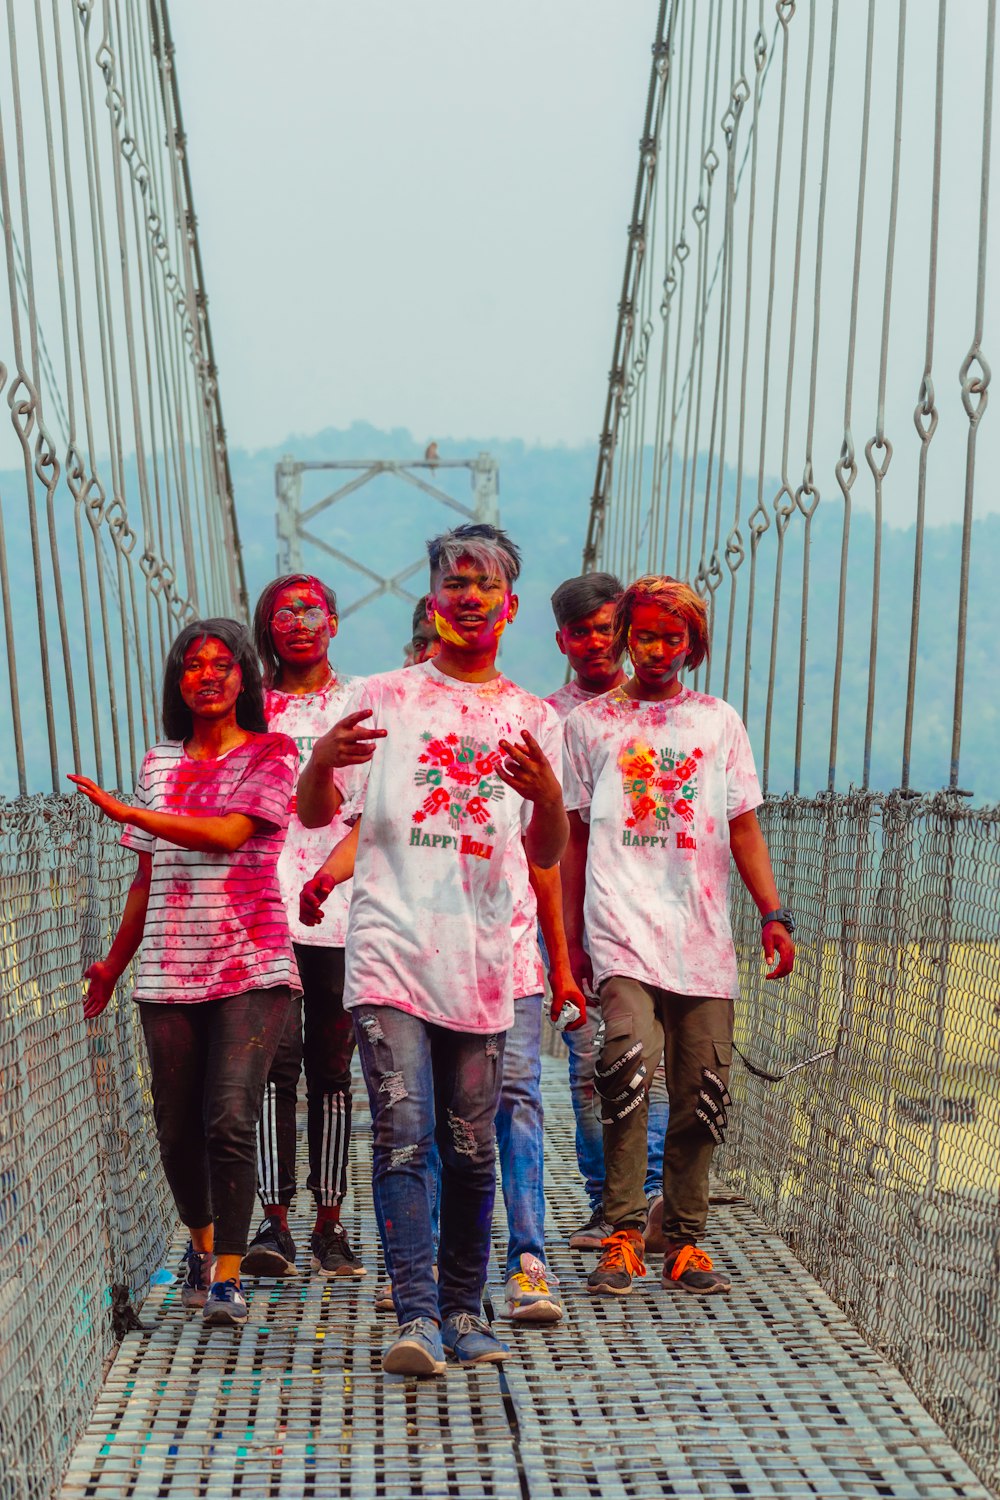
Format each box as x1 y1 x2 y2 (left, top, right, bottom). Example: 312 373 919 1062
761 907 795 934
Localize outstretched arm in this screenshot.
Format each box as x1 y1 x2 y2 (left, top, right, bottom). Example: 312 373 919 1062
84 853 152 1018
728 809 795 979
560 810 593 995
68 775 263 853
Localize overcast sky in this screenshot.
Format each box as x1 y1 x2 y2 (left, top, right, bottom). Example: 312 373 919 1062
171 0 656 455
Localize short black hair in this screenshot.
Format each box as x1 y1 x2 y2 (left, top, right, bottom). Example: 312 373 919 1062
551 572 624 629
252 573 338 688
162 618 267 740
426 523 521 587
412 595 431 636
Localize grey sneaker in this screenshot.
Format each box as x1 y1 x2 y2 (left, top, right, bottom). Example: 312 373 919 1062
382 1317 446 1375
180 1241 213 1308
504 1253 562 1324
662 1243 731 1295
569 1206 613 1249
202 1279 249 1327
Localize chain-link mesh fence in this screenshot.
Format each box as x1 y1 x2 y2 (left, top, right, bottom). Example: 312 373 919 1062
721 790 1000 1491
0 795 172 1500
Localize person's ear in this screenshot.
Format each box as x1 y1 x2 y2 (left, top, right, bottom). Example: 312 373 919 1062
425 593 437 623
327 613 339 643
555 628 567 659
507 593 519 624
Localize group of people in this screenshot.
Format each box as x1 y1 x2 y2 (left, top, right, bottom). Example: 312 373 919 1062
72 521 794 1377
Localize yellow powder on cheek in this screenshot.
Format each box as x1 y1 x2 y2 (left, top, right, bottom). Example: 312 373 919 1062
433 610 467 647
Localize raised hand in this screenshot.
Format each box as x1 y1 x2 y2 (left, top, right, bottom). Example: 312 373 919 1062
312 709 387 769
67 774 130 823
496 731 561 805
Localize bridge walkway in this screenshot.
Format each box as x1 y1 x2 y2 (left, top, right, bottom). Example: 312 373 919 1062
59 1059 990 1500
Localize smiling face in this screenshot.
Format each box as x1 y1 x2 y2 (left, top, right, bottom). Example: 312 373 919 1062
428 554 518 655
269 582 337 670
626 603 690 695
556 601 621 689
179 636 243 722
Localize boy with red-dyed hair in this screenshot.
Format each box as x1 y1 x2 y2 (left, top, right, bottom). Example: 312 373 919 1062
561 575 795 1296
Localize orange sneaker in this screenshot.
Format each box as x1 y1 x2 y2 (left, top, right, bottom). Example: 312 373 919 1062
662 1243 731 1295
586 1228 647 1296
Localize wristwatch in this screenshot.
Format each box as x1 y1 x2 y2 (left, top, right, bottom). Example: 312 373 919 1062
761 907 795 934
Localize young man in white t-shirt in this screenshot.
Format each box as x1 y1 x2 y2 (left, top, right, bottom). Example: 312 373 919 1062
544 573 671 1252
562 576 795 1296
241 574 369 1282
298 524 567 1375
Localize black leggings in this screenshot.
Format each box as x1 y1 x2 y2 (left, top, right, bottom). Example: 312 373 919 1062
256 944 356 1210
139 988 292 1256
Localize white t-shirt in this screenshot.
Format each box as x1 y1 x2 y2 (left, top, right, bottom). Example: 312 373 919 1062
544 679 604 721
265 675 358 947
120 734 300 1003
338 660 562 1032
509 846 544 1000
562 685 762 999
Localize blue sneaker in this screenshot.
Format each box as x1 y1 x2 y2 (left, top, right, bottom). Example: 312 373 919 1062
202 1279 248 1327
180 1241 213 1308
382 1317 446 1376
441 1312 511 1365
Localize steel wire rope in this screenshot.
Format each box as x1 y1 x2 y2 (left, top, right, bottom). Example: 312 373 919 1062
646 3 682 573
762 0 814 795
626 126 663 576
828 0 876 792
950 0 994 791
900 1 945 793
861 0 907 792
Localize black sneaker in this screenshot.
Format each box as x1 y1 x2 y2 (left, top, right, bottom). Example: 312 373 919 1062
586 1228 648 1296
241 1217 298 1278
569 1206 614 1249
310 1221 366 1278
180 1240 213 1308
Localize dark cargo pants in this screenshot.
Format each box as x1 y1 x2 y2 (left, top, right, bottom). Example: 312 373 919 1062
598 975 734 1243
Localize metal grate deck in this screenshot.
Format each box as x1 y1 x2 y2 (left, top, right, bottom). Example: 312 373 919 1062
60 1058 992 1500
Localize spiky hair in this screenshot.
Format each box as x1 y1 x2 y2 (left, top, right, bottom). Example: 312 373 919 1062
426 523 521 588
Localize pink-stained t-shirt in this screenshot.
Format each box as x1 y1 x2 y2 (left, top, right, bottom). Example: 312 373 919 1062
544 679 605 721
562 685 762 999
509 845 544 1000
265 675 359 947
337 660 562 1032
120 734 301 1004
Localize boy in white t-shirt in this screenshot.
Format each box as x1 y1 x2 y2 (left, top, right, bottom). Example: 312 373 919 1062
298 524 567 1376
562 576 795 1296
241 573 372 1283
544 572 671 1253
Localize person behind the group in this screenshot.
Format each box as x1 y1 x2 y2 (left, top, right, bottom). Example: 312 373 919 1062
544 572 670 1252
405 595 441 666
297 522 567 1374
70 621 300 1328
561 576 795 1296
240 573 369 1282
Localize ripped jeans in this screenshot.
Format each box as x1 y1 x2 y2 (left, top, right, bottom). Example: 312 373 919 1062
354 1003 505 1325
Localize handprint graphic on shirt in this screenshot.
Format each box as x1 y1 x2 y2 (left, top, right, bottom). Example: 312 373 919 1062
618 739 702 837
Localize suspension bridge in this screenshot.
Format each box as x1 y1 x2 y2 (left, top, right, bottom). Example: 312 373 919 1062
1 2 998 1497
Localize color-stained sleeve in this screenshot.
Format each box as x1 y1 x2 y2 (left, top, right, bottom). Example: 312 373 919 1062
561 706 594 821
228 735 298 832
725 710 763 820
120 750 156 855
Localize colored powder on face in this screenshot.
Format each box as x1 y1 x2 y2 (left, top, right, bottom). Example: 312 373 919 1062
491 596 513 636
433 609 467 647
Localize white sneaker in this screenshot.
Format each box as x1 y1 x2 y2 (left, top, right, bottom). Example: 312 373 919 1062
504 1253 563 1324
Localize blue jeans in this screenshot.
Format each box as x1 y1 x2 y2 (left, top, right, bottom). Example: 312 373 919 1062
354 1004 504 1325
563 1000 669 1209
495 994 545 1278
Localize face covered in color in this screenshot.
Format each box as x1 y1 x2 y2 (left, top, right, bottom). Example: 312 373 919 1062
179 636 243 721
555 601 621 688
269 582 337 670
626 604 690 695
428 555 518 654
410 619 442 665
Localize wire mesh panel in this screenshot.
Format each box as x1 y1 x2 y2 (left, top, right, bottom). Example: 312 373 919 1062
0 795 173 1500
0 0 245 799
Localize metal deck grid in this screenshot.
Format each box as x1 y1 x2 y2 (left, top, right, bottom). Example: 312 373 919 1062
59 1059 992 1500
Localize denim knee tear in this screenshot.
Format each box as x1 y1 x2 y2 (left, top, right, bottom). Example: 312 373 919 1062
378 1070 408 1106
359 1013 385 1043
484 1034 500 1059
389 1143 418 1169
447 1110 478 1157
